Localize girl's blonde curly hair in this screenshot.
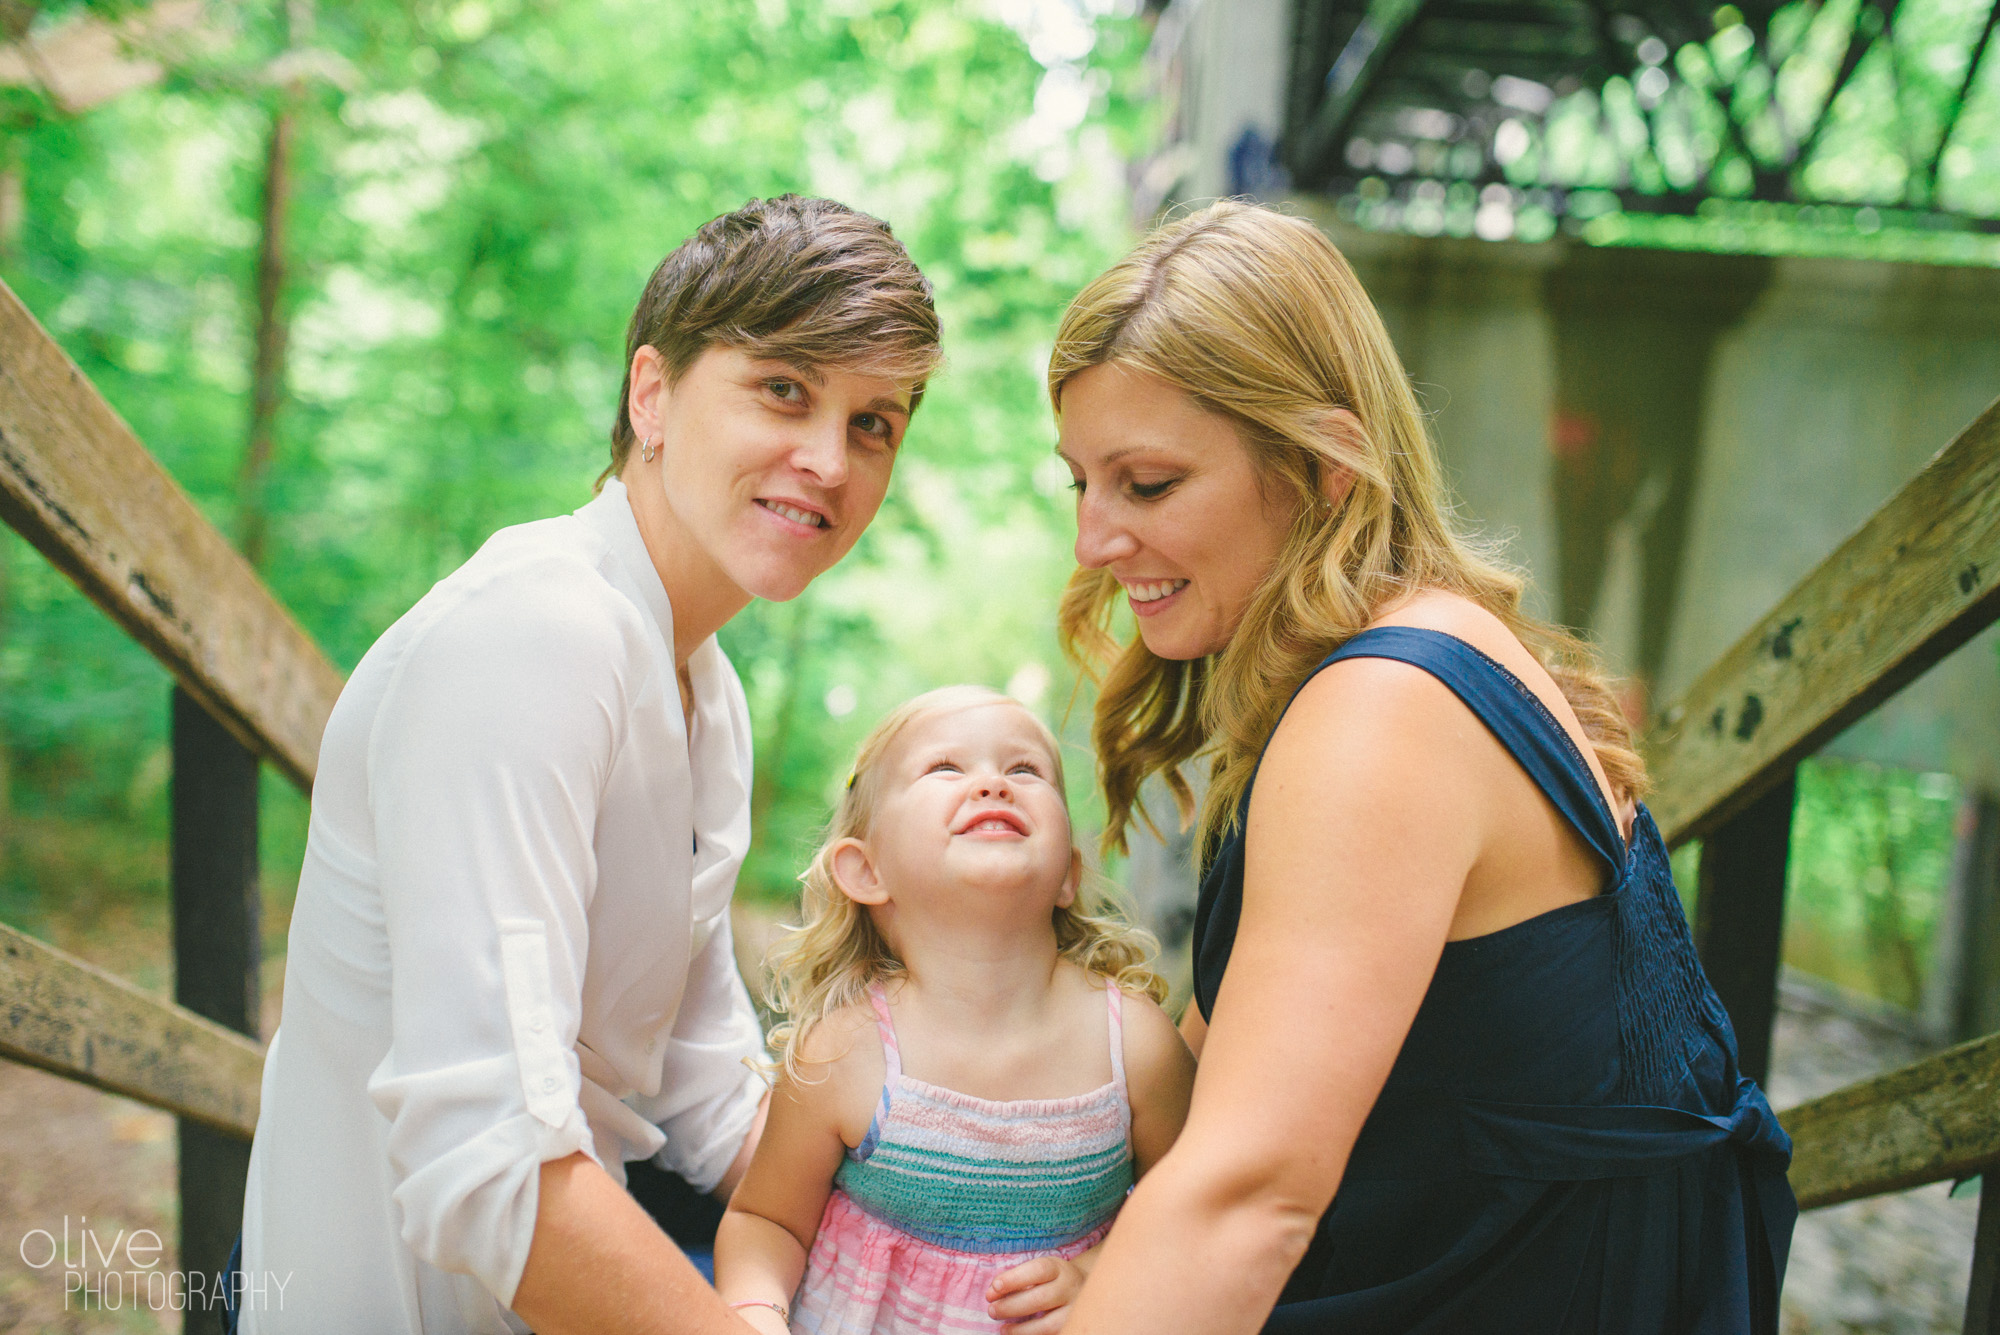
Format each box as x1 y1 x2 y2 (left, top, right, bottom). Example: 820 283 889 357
764 685 1167 1083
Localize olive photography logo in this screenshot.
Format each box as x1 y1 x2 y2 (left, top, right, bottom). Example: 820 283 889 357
17 1216 291 1313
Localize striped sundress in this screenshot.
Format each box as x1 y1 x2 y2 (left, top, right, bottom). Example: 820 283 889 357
789 980 1134 1335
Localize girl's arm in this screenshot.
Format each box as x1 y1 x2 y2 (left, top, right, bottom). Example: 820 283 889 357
1179 1003 1208 1060
715 1019 875 1334
986 991 1197 1332
1124 993 1198 1175
1058 658 1488 1334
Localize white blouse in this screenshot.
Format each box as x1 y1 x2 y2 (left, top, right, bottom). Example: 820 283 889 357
241 478 767 1334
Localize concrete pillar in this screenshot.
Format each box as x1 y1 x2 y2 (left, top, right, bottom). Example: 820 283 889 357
1542 248 1773 697
1929 790 2000 1043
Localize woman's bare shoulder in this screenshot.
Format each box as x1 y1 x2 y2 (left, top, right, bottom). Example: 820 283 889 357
1288 587 1575 753
1362 587 1621 808
1257 595 1512 844
1367 588 1547 683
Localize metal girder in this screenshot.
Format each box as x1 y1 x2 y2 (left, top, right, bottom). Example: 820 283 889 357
1925 0 2000 198
1291 0 1438 180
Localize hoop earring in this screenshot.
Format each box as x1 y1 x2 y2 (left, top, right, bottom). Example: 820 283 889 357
641 435 658 464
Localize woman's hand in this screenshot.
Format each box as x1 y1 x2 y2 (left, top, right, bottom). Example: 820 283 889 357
513 1152 746 1335
987 1254 1089 1332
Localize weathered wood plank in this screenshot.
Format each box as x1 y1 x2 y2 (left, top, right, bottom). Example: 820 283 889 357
0 277 341 790
1693 772 1795 1084
172 687 262 1036
1646 396 2000 847
1969 1173 2000 1333
1781 1029 2000 1211
172 686 262 1304
0 920 262 1139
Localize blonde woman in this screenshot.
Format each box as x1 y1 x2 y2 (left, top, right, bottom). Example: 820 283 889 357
1049 201 1794 1334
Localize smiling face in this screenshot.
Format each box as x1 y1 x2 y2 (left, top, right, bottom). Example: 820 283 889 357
625 343 913 623
831 699 1081 924
1059 363 1298 661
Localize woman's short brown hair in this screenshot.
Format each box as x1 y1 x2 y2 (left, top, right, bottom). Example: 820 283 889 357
602 194 942 486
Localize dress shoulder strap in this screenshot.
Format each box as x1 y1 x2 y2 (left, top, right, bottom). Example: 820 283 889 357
865 980 903 1086
848 981 902 1162
1315 626 1626 875
1104 985 1127 1095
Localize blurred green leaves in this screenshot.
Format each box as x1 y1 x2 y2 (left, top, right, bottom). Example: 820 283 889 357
0 0 1151 912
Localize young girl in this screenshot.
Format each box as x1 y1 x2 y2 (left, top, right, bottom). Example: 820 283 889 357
714 686 1196 1335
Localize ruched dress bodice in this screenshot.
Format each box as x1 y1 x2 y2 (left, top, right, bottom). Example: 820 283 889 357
1193 627 1796 1334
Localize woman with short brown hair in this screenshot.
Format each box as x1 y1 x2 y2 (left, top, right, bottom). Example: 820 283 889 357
240 195 939 1335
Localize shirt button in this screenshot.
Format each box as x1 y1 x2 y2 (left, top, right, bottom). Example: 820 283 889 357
542 1077 559 1092
529 1015 546 1033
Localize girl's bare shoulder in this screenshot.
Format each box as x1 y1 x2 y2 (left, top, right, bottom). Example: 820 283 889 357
778 995 888 1139
1071 963 1194 1093
1113 988 1195 1088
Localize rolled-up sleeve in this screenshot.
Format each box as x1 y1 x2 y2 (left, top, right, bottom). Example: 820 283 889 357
634 906 768 1192
361 556 643 1306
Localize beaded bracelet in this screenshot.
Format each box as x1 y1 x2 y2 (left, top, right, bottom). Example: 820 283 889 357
729 1299 790 1322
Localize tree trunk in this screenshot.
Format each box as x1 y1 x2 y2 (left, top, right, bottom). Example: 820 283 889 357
0 535 11 833
237 99 293 570
237 0 312 569
750 600 813 840
0 148 23 266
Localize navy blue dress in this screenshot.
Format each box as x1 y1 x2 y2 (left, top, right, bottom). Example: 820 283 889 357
1193 627 1796 1334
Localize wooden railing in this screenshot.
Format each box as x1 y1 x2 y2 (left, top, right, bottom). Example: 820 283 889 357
0 276 341 1330
1643 394 2000 1328
5 259 2000 1325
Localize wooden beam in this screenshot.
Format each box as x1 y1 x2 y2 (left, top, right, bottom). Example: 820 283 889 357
172 686 262 1301
1693 772 1795 1084
1928 789 2000 1043
0 920 262 1139
1781 1028 2000 1210
0 277 341 791
172 687 262 1036
1645 395 2000 847
1969 1174 2000 1334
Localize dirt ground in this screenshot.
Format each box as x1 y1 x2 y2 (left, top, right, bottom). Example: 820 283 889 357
0 882 286 1335
1770 976 1980 1334
0 928 1982 1332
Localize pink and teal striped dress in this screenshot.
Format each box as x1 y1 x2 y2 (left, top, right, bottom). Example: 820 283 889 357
789 980 1134 1335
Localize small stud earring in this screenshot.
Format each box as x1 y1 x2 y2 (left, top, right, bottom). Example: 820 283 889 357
641 435 658 464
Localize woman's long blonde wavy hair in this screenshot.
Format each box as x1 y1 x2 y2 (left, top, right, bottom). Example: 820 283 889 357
1052 201 1646 859
764 686 1167 1083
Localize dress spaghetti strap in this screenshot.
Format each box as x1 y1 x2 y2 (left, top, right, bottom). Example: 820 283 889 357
853 981 903 1162
1316 626 1626 876
1104 984 1127 1096
865 980 903 1084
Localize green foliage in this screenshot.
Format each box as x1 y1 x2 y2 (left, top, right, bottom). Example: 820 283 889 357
0 0 1151 931
1784 756 1960 1009
1666 757 1960 1011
